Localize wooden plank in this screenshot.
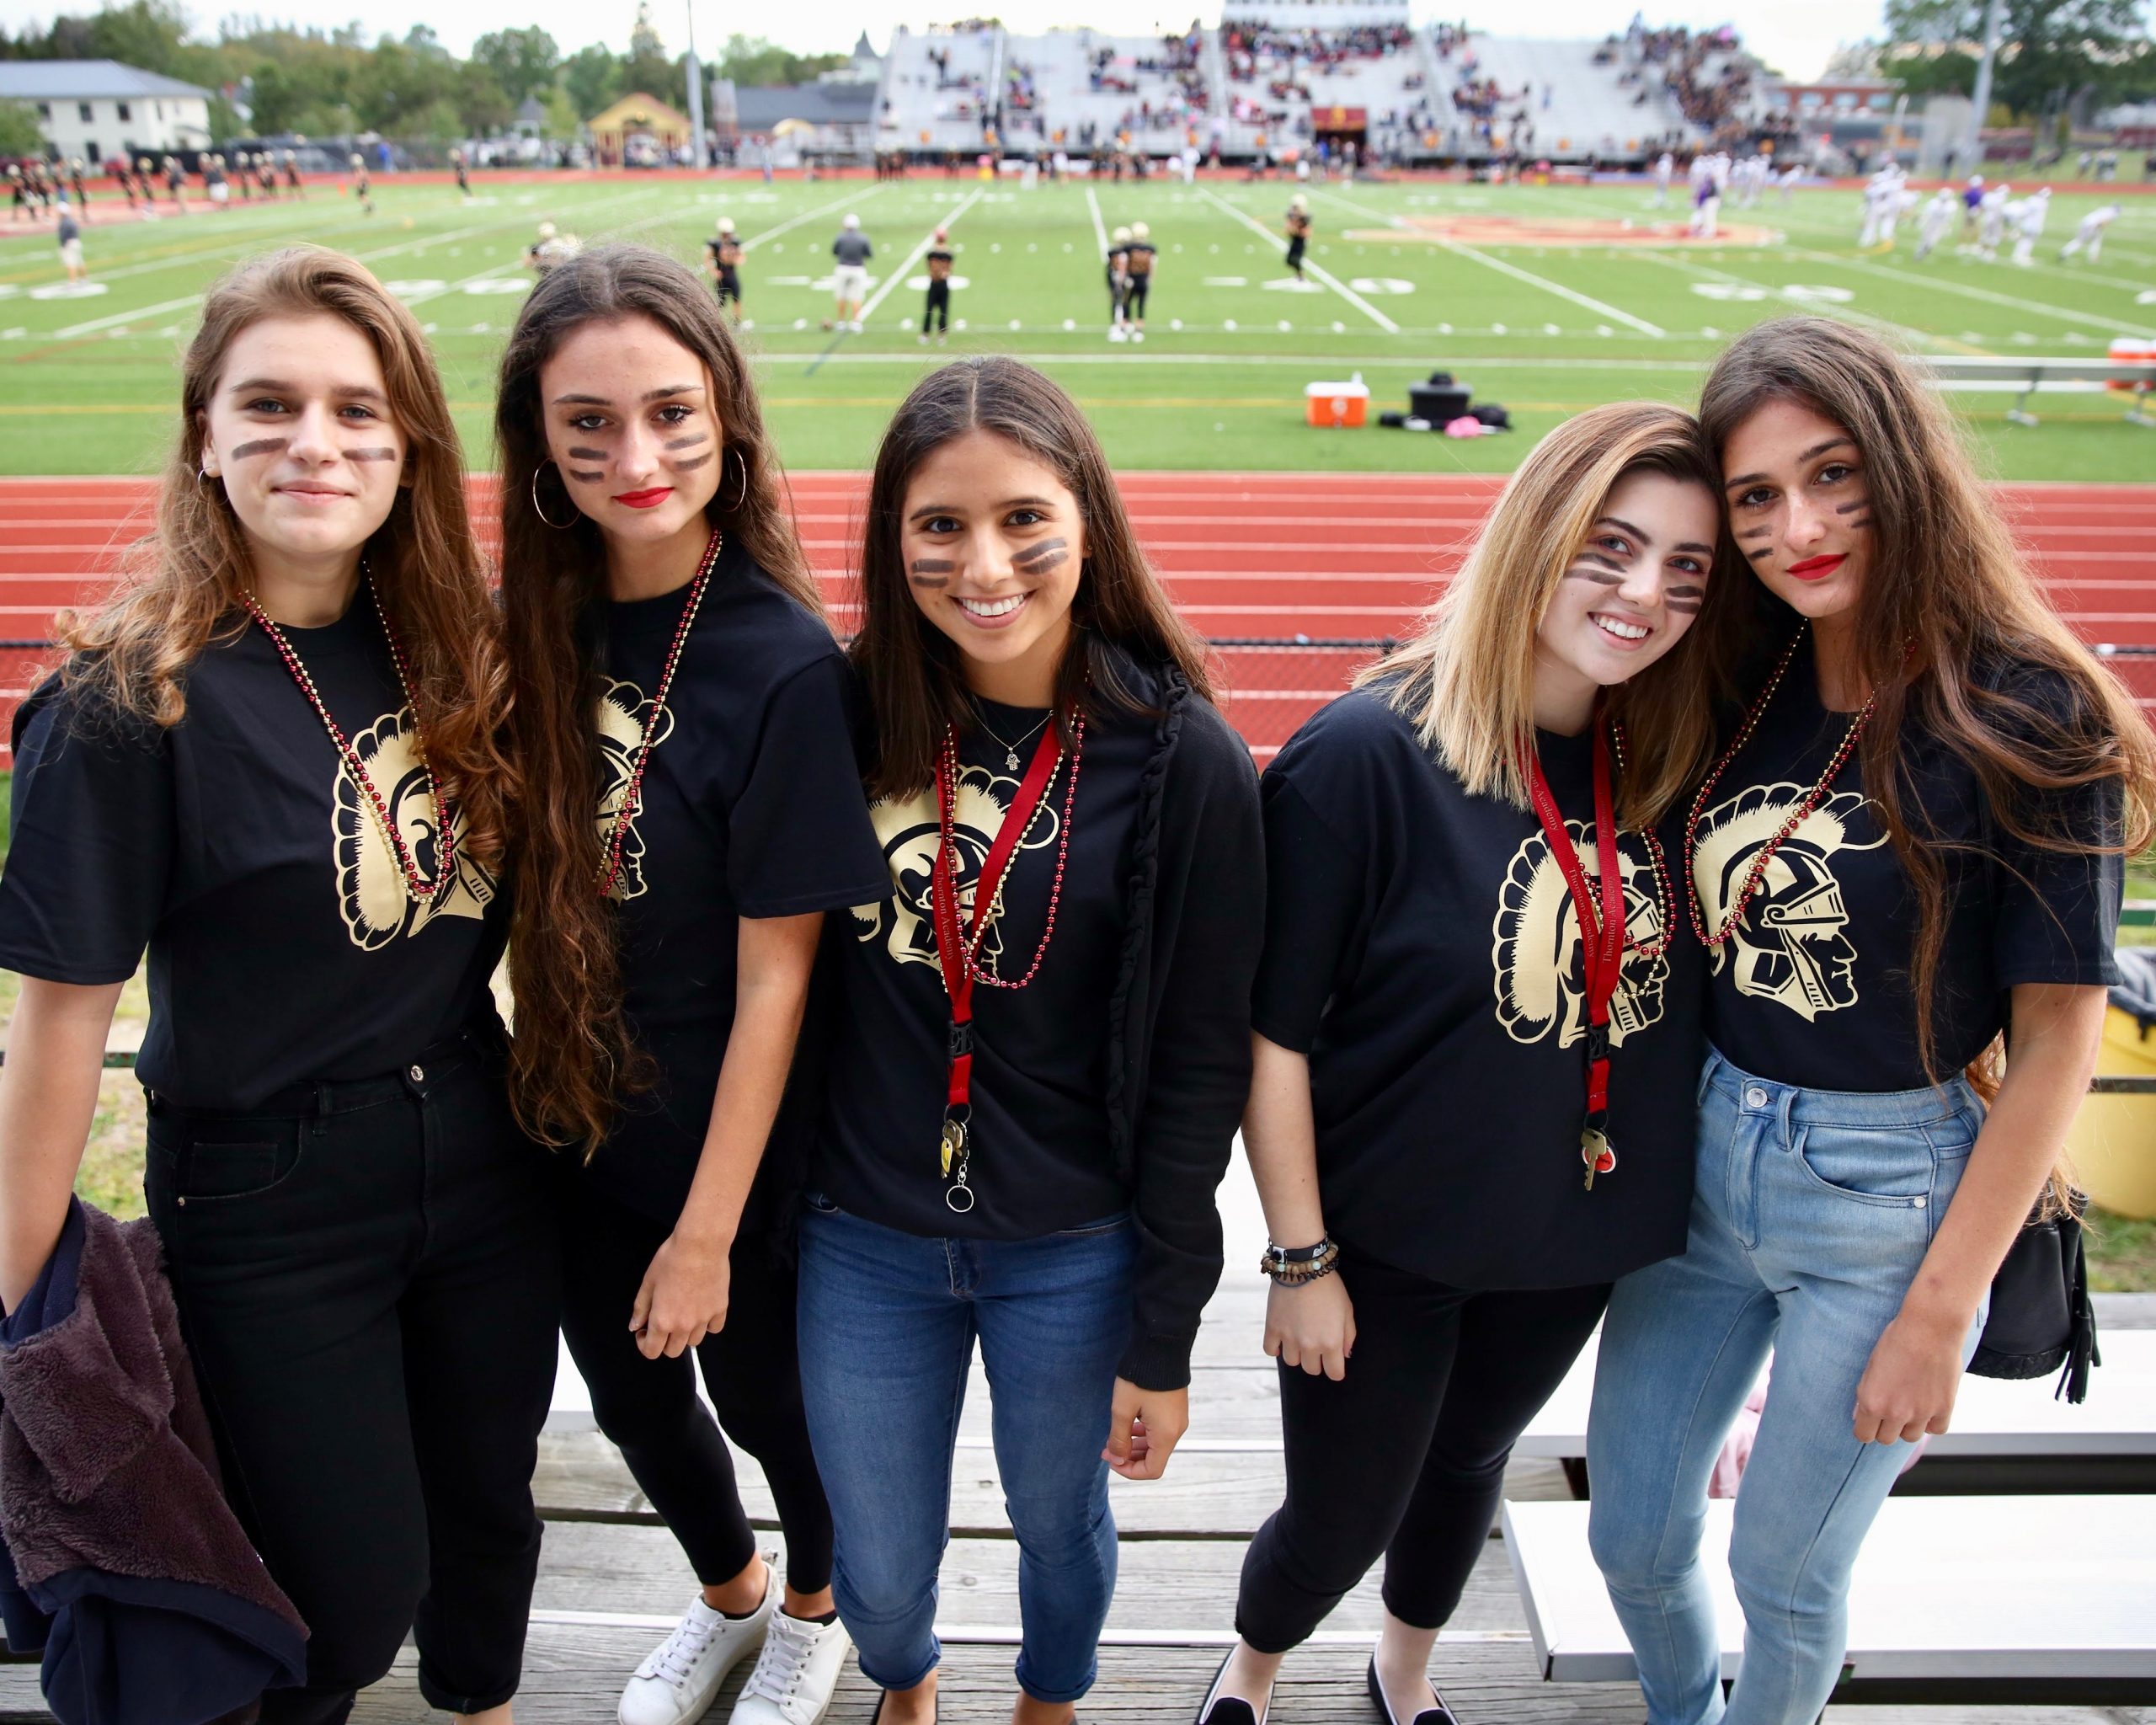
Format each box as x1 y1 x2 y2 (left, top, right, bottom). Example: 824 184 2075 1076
1504 1495 2156 1689
531 1519 1535 1636
534 1429 1573 1537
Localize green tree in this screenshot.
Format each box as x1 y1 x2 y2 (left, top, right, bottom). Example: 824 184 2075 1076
0 99 45 154
563 40 622 116
472 26 561 104
456 61 514 133
715 34 848 86
622 0 680 104
1881 0 2153 113
85 0 189 75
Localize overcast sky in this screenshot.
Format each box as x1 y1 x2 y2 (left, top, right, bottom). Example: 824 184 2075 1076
0 0 1887 83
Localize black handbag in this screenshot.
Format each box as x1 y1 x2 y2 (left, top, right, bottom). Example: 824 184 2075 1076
1966 1197 2099 1402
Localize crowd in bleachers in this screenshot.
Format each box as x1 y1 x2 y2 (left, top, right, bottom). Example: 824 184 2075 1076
1219 16 1417 82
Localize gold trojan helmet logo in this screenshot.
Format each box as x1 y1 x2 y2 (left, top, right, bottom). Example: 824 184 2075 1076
854 764 1060 973
1690 783 1887 1020
1492 819 1668 1048
334 709 494 948
595 680 675 902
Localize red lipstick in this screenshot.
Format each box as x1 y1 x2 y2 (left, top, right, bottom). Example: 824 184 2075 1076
613 487 673 510
1786 553 1846 580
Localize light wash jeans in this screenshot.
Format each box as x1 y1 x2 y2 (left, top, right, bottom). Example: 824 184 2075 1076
795 1194 1135 1702
1586 1047 1988 1725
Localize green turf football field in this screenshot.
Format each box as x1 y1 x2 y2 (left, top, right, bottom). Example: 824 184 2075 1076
2 174 2153 478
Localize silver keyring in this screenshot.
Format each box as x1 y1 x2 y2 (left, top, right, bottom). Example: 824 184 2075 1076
945 1183 976 1215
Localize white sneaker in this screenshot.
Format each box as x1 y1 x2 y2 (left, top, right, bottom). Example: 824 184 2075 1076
619 1572 776 1725
729 1609 852 1725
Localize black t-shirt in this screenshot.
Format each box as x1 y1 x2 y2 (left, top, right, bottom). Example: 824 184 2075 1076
818 693 1150 1239
1252 686 1700 1289
0 588 506 1111
1694 635 2122 1092
583 540 887 1221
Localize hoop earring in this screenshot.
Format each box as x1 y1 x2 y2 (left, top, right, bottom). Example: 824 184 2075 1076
531 462 580 531
727 450 750 514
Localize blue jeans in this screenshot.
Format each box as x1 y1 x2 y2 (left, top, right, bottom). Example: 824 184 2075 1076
796 1197 1135 1702
1586 1048 1987 1725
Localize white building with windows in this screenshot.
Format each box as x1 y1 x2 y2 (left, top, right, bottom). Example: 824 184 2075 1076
0 60 213 163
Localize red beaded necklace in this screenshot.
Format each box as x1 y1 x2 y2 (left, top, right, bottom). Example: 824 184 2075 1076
1604 719 1677 963
1683 622 1884 949
935 711 1086 990
596 529 724 900
243 575 455 903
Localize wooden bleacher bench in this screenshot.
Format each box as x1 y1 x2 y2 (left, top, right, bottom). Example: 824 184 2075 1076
1923 356 2156 430
1502 1493 2156 1705
1518 1326 2156 1498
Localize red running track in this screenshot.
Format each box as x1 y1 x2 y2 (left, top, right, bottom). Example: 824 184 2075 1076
4 472 2153 763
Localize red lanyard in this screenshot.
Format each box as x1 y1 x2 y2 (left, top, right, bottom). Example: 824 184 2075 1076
930 720 1065 1212
1522 725 1625 1189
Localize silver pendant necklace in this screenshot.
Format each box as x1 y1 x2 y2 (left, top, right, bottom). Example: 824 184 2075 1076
974 704 1052 772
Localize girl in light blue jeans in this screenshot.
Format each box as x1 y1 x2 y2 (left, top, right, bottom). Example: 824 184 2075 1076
1585 316 2150 1725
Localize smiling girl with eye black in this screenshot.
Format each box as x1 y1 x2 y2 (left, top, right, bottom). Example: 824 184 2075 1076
0 248 550 1723
1195 403 1726 1725
1586 317 2156 1725
494 245 885 1725
803 357 1264 1725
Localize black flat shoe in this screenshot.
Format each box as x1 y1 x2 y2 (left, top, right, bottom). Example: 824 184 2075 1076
1195 1648 1271 1725
1365 1655 1460 1725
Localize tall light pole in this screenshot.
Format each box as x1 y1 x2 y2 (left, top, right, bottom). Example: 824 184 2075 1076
684 0 708 169
1966 0 2005 169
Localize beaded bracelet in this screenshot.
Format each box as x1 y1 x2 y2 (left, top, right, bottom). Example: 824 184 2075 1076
1260 1236 1341 1285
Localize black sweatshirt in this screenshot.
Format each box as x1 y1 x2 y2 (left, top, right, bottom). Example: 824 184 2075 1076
818 657 1264 1389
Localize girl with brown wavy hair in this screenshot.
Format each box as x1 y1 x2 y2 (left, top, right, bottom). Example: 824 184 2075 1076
1588 315 2156 1725
0 245 556 1723
494 243 884 1725
798 356 1264 1725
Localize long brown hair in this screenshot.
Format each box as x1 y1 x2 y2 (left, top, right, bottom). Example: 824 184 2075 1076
1696 315 2156 1081
854 356 1211 800
1358 400 1732 827
495 243 818 1149
57 244 511 863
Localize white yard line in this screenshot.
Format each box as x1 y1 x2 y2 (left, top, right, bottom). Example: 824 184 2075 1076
1196 186 1398 334
856 185 987 324
51 197 659 338
1319 184 1665 338
1627 247 1989 355
740 184 889 254
1797 248 2156 339
1085 184 1112 258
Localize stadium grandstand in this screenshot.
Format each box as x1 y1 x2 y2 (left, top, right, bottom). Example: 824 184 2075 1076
866 4 1781 169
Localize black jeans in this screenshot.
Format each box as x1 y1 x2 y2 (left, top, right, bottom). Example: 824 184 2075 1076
1235 1244 1609 1652
144 1033 560 1724
922 279 950 333
560 1179 835 1595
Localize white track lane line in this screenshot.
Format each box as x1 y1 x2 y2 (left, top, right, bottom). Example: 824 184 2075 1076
1317 185 1663 337
1195 185 1398 334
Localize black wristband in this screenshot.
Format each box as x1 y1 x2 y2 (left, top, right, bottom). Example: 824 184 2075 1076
1267 1236 1332 1263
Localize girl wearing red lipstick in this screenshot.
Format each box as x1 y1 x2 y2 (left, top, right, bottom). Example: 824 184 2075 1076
798 359 1263 1725
0 247 555 1724
1588 317 2156 1725
494 245 883 1725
